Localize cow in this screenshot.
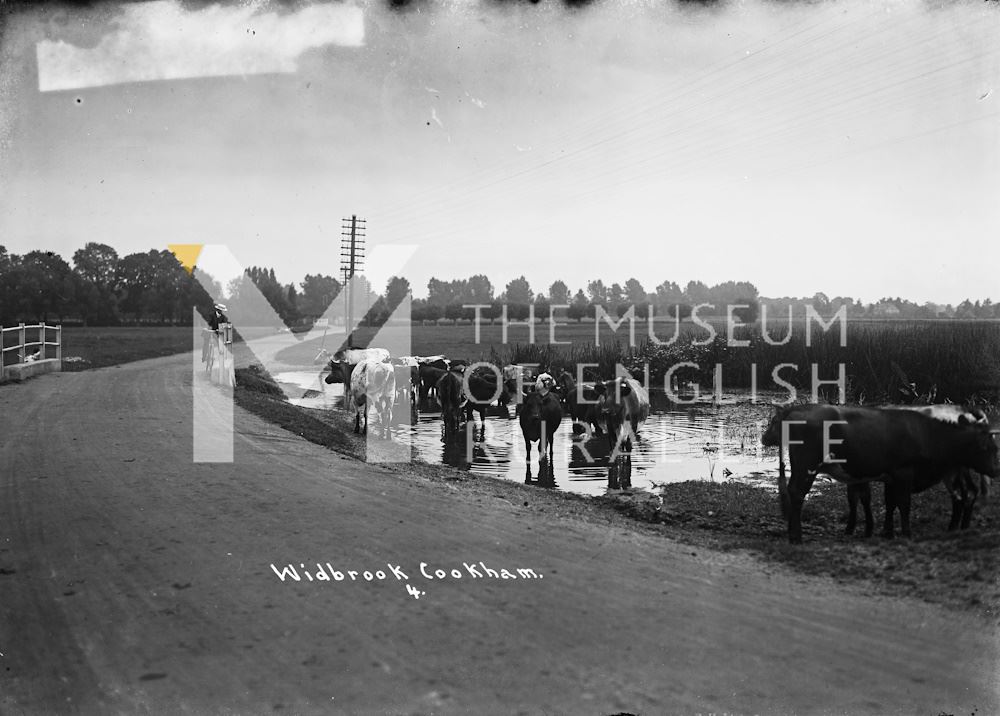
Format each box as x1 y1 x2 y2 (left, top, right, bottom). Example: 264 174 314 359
519 377 563 483
325 347 391 387
762 403 1000 544
592 376 650 452
347 359 396 439
390 357 419 409
418 364 449 403
839 405 993 539
554 370 579 421
436 370 464 442
462 366 511 441
502 364 539 404
845 464 991 539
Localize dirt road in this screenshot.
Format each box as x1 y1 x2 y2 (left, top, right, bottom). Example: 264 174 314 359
1 354 997 715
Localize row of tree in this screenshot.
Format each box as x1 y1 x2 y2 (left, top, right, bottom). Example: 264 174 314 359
2 243 998 326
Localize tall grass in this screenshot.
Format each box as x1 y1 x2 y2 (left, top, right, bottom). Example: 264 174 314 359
487 321 1000 405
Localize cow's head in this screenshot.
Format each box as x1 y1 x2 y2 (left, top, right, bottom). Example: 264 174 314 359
593 378 631 415
761 404 798 447
970 425 1000 478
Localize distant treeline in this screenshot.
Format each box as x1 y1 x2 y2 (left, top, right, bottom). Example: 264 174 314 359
1 243 998 326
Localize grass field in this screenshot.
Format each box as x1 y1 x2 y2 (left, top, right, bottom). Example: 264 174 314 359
55 326 193 372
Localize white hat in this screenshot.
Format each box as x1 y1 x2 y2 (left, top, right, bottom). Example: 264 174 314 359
214 303 228 312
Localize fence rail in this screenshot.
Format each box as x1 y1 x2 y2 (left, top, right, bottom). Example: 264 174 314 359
1 323 62 369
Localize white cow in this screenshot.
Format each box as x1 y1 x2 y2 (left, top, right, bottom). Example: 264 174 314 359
324 348 392 386
334 348 391 364
349 359 396 438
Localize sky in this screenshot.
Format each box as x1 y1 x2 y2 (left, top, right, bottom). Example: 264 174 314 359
0 0 998 304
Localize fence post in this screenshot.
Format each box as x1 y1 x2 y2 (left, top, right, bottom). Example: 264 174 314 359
18 322 25 363
56 325 62 362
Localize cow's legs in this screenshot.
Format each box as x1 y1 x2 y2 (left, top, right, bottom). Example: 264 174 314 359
896 483 913 538
845 485 858 534
786 462 817 544
948 487 976 531
883 481 898 539
524 438 534 482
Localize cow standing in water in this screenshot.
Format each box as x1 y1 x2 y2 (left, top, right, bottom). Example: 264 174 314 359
762 403 1000 544
463 367 510 442
436 370 464 442
346 359 396 439
519 374 563 484
593 376 650 489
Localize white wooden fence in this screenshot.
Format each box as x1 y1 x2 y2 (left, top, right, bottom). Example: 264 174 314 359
1 323 62 368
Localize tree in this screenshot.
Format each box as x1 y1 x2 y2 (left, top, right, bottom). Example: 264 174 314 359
72 242 121 325
16 250 76 321
465 274 494 304
685 280 710 304
385 276 411 309
504 276 533 304
428 277 460 307
548 280 569 305
73 242 119 288
655 280 683 305
567 289 589 322
299 274 341 319
586 279 607 305
608 283 623 306
624 278 646 303
533 295 551 322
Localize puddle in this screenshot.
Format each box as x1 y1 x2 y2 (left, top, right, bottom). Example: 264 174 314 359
272 371 781 497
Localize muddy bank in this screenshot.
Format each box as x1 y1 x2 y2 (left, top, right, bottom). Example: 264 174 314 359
233 379 1000 621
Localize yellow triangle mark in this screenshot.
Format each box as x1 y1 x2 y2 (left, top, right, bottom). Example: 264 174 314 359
168 244 203 275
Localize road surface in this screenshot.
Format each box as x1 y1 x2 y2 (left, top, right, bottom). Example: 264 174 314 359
1 353 997 714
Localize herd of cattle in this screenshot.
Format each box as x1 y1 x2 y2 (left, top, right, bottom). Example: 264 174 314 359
321 348 999 544
322 348 650 483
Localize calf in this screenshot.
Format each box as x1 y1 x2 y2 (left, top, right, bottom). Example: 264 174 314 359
762 403 1000 543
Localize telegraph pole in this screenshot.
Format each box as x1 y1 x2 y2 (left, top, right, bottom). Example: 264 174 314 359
340 215 366 348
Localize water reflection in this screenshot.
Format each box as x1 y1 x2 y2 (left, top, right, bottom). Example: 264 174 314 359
272 371 780 497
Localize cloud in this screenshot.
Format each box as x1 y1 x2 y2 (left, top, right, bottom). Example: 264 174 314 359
36 1 364 92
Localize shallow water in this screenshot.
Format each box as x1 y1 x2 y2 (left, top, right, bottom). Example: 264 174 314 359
272 370 781 497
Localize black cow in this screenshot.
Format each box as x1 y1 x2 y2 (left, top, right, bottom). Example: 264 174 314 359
554 370 579 421
519 390 563 483
418 364 448 403
462 370 510 442
846 465 991 539
436 370 464 442
762 403 1000 544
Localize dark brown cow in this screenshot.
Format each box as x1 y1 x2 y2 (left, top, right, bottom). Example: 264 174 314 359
418 364 448 403
846 465 991 539
436 370 464 442
519 388 563 484
762 403 1000 544
462 369 510 442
